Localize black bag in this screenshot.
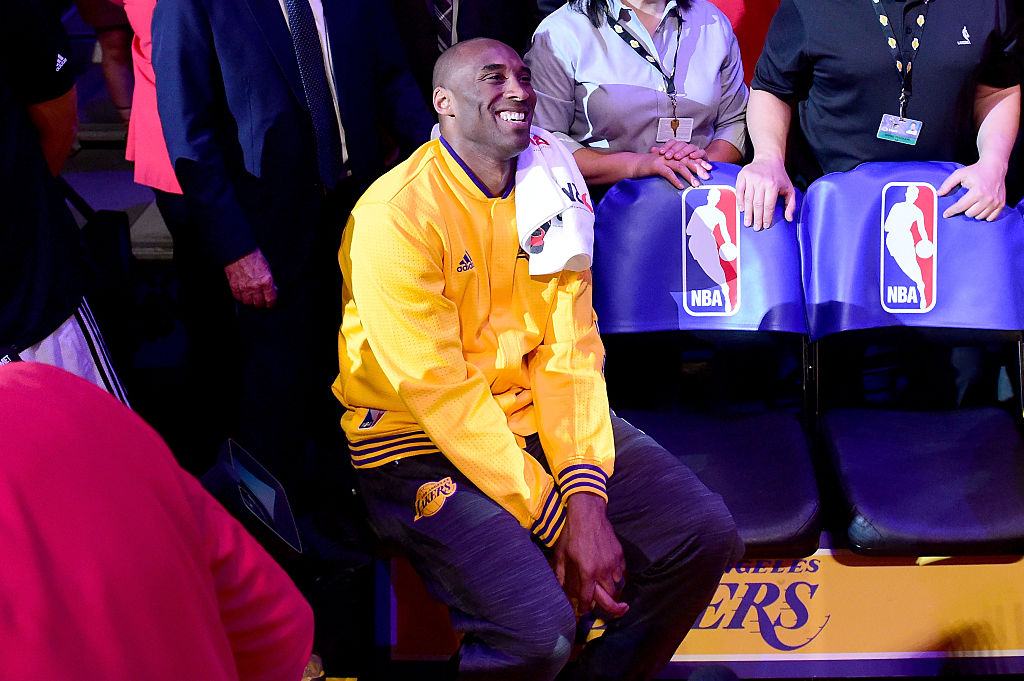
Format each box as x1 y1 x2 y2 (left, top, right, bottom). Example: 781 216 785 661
56 176 136 364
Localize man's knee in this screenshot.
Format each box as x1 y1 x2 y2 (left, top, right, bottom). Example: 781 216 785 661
652 491 743 582
684 493 743 575
702 496 744 566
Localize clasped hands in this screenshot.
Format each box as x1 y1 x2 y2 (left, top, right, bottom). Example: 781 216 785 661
639 139 712 190
552 493 629 620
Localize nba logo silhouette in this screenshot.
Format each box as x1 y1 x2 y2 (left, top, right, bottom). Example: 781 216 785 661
880 182 937 313
682 185 740 316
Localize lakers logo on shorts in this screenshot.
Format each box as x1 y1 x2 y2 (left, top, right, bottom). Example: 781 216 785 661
414 477 457 521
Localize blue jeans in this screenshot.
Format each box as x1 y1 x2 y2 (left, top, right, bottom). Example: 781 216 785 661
356 414 743 680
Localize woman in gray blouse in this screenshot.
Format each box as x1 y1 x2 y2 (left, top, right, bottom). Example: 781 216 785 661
525 0 748 191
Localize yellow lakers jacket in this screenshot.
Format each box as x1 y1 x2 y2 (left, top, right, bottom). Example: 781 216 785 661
333 138 614 547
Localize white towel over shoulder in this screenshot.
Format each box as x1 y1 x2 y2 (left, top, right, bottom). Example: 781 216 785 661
514 127 595 276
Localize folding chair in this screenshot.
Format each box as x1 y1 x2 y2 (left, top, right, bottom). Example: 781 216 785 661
800 161 1024 555
593 163 820 558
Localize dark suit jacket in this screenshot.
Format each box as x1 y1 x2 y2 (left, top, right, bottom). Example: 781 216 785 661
152 0 432 278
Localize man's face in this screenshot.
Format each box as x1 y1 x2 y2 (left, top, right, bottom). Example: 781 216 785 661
439 41 537 162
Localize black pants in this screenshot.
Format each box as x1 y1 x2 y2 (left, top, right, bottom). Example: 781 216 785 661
357 414 744 681
156 185 355 501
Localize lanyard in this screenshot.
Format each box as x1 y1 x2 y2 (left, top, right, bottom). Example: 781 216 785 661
605 8 683 95
869 0 931 117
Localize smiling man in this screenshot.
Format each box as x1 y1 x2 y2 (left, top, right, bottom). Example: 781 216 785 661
333 38 742 680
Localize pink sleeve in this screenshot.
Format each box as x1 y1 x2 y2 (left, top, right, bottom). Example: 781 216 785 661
191 476 315 681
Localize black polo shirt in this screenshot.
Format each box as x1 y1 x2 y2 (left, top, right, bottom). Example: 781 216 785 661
0 0 84 351
752 0 1021 177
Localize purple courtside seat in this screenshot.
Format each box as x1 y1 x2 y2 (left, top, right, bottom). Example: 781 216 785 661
801 161 1024 555
593 163 819 558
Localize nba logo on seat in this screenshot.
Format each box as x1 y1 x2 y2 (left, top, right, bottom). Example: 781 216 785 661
682 185 740 316
880 182 937 313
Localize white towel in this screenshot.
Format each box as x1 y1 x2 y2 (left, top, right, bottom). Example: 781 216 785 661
515 127 595 275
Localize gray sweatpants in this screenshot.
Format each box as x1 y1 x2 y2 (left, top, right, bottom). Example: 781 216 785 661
356 414 743 681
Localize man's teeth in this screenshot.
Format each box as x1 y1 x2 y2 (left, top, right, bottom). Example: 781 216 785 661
499 111 525 122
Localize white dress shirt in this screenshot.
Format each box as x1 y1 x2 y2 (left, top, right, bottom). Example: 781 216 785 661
525 0 748 156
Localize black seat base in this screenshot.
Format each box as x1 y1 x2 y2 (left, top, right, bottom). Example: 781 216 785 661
616 409 820 558
823 407 1024 556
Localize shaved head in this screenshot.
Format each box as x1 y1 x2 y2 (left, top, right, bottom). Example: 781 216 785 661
433 38 497 90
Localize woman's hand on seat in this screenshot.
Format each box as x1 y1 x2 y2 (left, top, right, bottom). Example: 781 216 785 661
635 151 709 189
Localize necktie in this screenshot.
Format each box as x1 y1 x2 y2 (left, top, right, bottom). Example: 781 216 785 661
432 0 454 52
285 0 344 186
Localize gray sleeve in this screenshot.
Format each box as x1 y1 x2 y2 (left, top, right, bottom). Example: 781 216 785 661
525 26 578 139
711 27 749 155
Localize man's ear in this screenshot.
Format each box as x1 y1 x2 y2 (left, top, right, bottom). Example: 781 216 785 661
433 86 454 117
